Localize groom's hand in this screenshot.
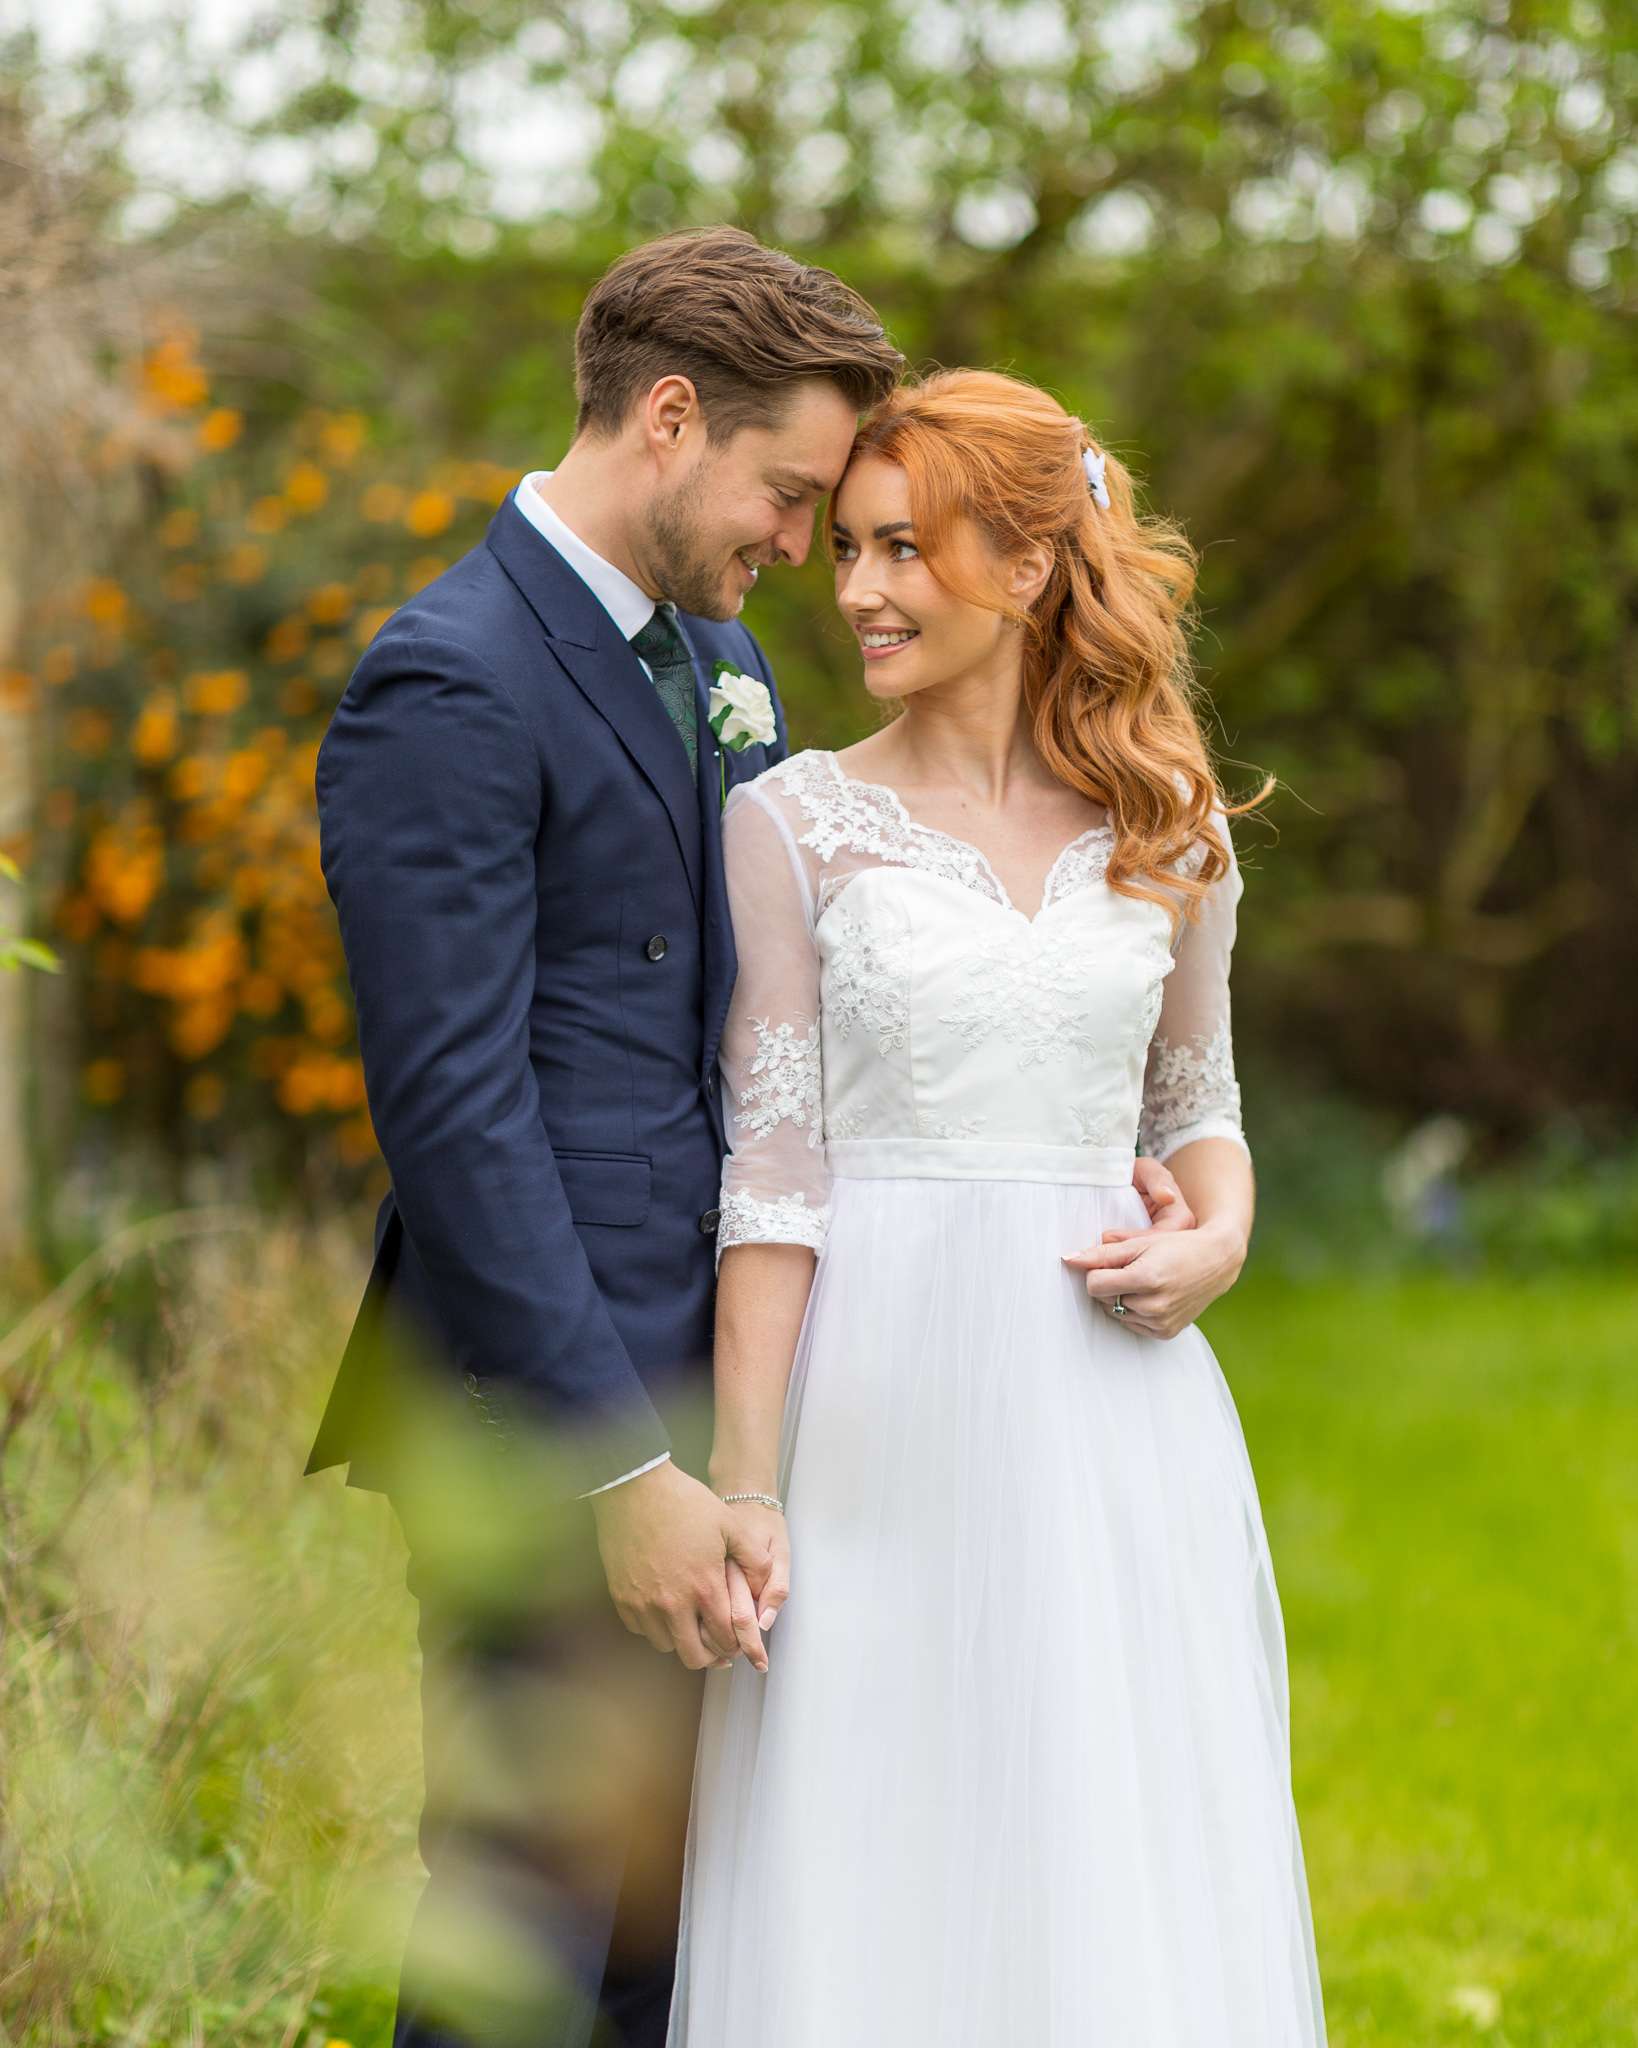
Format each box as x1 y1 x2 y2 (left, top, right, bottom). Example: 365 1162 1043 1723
589 1460 770 1672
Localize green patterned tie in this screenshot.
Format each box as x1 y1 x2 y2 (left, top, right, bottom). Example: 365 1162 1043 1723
629 604 700 775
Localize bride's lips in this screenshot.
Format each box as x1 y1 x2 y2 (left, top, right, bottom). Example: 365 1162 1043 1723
859 629 919 663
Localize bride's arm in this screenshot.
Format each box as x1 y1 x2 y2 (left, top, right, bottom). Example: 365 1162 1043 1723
706 783 830 1638
1069 805 1255 1337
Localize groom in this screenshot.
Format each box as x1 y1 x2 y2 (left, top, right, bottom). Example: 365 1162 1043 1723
306 227 902 2047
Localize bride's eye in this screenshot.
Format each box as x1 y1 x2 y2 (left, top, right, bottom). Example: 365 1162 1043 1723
890 539 919 560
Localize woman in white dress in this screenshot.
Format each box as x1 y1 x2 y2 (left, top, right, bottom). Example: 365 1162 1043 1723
668 369 1327 2046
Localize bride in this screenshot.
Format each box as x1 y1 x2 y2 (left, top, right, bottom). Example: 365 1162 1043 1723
667 368 1327 2046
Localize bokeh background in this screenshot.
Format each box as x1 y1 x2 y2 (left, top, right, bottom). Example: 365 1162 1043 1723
1 2 1634 2042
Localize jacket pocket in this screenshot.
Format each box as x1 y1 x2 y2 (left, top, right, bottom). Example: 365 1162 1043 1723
554 1149 652 1227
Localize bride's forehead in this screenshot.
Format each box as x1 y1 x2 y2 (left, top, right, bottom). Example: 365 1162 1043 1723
833 454 913 523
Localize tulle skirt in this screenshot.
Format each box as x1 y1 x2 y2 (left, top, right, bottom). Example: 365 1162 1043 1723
667 1172 1328 2047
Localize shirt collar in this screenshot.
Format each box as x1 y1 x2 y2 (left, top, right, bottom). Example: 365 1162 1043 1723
513 471 669 642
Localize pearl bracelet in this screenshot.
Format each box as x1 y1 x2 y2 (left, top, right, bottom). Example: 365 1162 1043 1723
719 1490 785 1514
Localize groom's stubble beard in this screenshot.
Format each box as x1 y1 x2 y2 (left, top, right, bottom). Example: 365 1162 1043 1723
643 460 743 622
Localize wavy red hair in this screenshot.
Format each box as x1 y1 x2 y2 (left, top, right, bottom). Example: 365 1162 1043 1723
828 368 1272 922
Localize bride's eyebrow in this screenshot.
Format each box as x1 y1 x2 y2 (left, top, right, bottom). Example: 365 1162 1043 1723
831 519 916 540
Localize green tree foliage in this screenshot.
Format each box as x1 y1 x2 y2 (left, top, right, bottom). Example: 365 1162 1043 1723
5 0 1634 1160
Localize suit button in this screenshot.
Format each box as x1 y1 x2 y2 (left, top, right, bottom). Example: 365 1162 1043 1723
645 934 668 961
699 1208 721 1235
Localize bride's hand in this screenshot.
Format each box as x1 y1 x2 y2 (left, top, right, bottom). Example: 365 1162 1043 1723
716 1504 790 1672
1061 1220 1247 1340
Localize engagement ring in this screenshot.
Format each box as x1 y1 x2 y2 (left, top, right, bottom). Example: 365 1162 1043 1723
1109 1296 1128 1318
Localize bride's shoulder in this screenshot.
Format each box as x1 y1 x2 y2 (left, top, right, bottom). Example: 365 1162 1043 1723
736 748 837 811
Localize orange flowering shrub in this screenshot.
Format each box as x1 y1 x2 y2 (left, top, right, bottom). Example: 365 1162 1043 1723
19 322 519 1186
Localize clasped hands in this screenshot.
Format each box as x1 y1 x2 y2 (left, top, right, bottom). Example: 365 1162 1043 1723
591 1460 788 1676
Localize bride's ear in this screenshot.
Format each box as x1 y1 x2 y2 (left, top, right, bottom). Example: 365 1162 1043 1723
1006 542 1053 610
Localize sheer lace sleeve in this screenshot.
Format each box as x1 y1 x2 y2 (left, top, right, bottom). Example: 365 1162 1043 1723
1138 809 1251 1163
716 781 829 1266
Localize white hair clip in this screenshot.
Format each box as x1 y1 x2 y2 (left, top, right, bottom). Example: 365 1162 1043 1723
1082 446 1110 511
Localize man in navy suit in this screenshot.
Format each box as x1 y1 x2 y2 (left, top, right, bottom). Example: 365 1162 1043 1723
307 227 903 2045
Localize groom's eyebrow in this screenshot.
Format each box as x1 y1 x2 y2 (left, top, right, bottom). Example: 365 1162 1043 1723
773 468 833 495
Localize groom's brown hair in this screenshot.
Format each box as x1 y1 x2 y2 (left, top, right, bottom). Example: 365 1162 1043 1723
573 225 902 444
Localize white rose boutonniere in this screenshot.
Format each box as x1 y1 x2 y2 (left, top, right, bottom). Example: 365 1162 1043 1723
708 660 777 807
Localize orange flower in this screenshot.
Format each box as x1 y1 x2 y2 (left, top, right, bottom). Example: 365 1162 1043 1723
223 542 268 585
170 996 234 1061
361 483 405 523
222 750 267 803
132 694 179 766
284 461 329 513
1 668 33 711
354 605 395 646
142 336 208 411
321 412 368 463
43 645 77 687
405 489 456 539
160 507 199 548
186 668 250 716
83 578 129 629
306 582 354 626
265 618 310 663
168 756 209 802
198 407 243 452
86 826 164 924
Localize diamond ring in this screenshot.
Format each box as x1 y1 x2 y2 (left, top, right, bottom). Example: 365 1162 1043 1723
1109 1296 1128 1319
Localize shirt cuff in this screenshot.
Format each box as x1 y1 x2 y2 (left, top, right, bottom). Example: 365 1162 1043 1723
576 1450 673 1499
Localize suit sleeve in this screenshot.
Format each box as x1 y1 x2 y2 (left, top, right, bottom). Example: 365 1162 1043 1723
317 625 672 1492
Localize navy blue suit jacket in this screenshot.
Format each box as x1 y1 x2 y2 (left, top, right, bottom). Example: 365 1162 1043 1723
305 494 788 1496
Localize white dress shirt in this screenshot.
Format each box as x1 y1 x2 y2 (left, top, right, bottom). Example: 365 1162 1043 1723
513 470 675 1501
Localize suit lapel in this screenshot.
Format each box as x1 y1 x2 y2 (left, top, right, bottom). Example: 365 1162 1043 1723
485 499 703 913
687 646 737 1140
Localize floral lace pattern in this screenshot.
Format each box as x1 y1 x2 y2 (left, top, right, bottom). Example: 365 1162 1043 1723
939 927 1100 1070
1041 829 1114 909
717 1187 828 1259
825 899 911 1057
733 1016 823 1147
774 751 1010 906
917 1112 990 1140
1068 1103 1115 1146
1138 1018 1242 1157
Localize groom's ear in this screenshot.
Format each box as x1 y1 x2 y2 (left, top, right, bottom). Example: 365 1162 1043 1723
644 374 703 452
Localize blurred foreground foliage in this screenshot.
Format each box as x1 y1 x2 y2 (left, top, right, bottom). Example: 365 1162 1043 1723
0 1222 420 2046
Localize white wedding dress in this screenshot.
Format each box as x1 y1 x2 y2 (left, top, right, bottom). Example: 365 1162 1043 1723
666 750 1327 2047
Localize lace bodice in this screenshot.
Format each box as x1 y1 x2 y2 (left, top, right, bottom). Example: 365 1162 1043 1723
716 750 1249 1261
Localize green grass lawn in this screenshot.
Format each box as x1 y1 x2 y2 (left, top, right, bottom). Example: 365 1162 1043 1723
4 1247 1634 2044
1206 1271 1638 2047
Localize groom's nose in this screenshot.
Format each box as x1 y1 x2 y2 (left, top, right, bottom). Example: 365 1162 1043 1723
771 507 815 568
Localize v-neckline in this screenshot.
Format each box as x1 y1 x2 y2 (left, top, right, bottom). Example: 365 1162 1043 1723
822 751 1113 925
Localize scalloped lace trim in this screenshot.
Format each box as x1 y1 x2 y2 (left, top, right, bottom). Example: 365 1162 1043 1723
717 1187 829 1258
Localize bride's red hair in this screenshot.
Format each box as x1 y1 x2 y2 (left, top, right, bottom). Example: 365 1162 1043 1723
828 367 1272 920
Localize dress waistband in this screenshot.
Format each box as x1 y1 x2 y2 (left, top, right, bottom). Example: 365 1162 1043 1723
825 1137 1136 1186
